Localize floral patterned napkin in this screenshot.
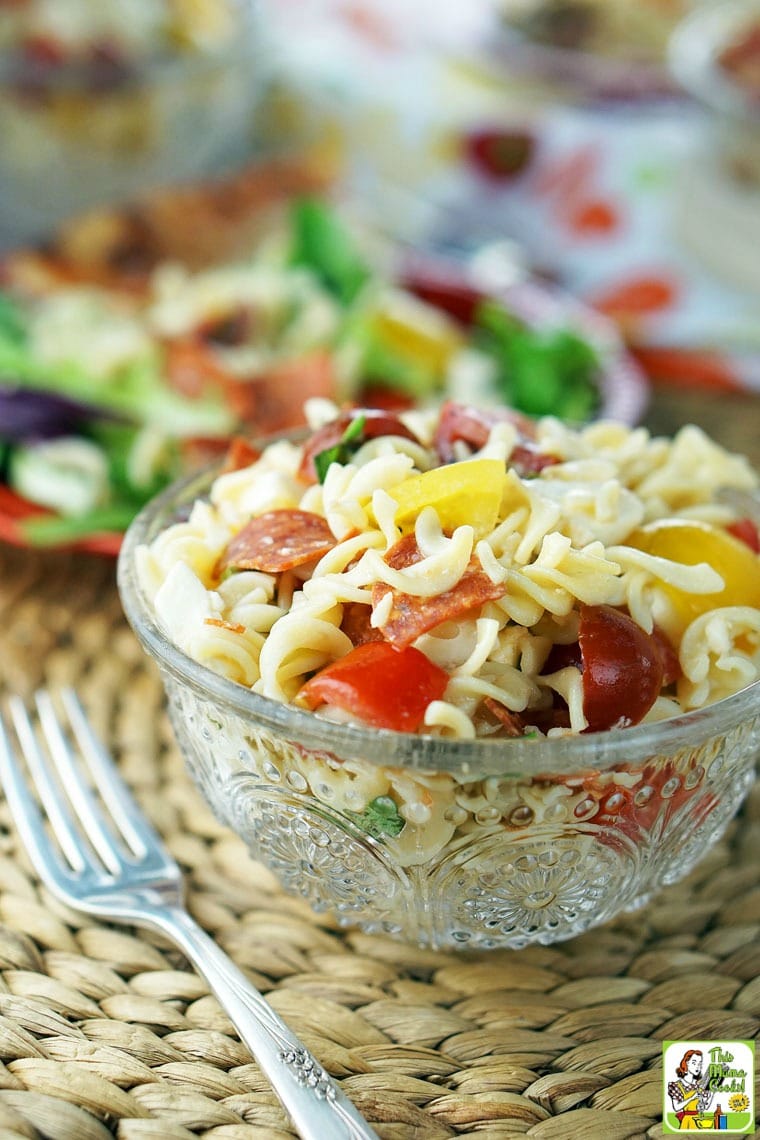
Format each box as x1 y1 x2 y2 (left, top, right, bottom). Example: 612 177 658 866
267 0 760 394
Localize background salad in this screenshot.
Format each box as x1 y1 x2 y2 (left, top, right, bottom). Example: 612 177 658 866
0 198 618 550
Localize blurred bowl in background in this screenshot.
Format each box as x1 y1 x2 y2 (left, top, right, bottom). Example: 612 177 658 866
485 0 693 102
398 249 650 426
668 0 760 294
0 0 269 249
669 0 760 184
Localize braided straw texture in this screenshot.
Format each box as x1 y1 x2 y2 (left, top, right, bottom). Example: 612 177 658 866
0 540 757 1140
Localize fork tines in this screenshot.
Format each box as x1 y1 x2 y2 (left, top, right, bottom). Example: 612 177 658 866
0 689 162 884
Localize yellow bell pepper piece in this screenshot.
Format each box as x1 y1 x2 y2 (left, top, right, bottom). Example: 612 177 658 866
373 296 462 378
628 519 760 628
389 458 507 538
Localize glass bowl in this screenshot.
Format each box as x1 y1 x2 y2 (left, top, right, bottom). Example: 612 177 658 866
0 0 268 248
118 458 760 952
485 0 689 102
669 0 760 186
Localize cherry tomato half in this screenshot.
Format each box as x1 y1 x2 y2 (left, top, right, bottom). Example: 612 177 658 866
726 516 760 553
579 605 664 732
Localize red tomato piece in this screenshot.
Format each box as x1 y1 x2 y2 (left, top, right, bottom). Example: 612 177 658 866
0 485 123 555
726 517 760 553
0 484 49 522
297 408 420 483
579 604 664 732
218 509 336 574
297 642 448 732
371 534 507 648
0 485 49 548
556 758 720 844
180 436 233 469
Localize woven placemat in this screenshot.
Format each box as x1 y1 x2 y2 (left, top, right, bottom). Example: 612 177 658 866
0 539 758 1140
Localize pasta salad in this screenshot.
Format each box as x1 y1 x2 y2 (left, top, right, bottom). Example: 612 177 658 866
136 399 760 742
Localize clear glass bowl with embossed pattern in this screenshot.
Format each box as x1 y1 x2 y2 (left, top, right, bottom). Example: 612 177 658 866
118 463 760 951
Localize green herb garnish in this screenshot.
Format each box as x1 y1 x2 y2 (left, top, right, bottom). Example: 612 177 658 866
349 795 406 840
314 414 366 483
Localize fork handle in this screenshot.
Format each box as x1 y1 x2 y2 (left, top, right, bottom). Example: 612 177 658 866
144 905 379 1140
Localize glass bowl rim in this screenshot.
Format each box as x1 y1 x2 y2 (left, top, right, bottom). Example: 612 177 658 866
117 452 760 779
482 11 680 102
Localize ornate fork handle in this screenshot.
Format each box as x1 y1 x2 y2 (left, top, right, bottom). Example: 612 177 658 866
138 902 378 1140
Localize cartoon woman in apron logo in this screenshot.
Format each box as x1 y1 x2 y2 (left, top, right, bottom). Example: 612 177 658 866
667 1050 715 1129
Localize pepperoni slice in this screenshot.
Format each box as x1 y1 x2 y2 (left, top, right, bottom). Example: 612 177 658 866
433 401 558 477
340 602 384 647
218 509 336 574
510 443 561 477
164 336 232 399
482 698 527 737
220 436 261 474
382 532 420 571
298 408 421 483
371 534 506 647
434 401 535 462
228 349 337 435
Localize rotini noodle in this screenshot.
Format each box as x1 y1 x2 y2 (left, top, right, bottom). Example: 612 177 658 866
139 401 760 756
678 606 760 708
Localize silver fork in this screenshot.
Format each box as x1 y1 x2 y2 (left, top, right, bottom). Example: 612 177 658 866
0 689 379 1140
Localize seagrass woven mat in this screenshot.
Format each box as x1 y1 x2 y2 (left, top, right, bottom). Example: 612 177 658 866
0 387 758 1140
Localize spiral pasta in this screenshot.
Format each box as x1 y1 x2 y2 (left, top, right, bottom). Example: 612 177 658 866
141 400 760 748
